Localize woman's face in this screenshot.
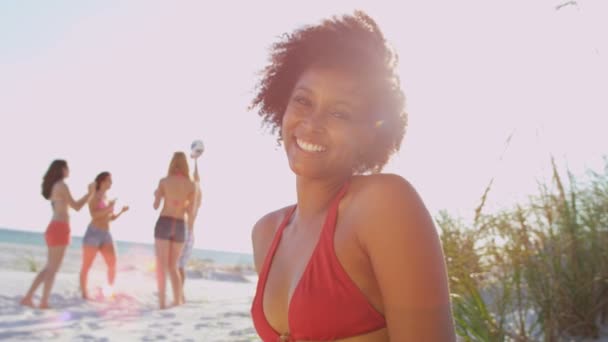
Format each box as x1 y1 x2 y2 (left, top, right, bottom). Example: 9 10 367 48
63 166 70 178
101 175 113 191
281 66 374 179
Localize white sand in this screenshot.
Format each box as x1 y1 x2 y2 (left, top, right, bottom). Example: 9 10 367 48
0 243 260 341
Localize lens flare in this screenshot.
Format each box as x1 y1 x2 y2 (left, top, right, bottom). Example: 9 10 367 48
146 260 156 273
58 311 72 322
102 284 115 299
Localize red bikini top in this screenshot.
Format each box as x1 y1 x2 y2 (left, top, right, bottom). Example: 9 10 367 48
251 182 386 341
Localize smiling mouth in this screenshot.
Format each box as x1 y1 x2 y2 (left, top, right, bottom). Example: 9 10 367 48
296 138 327 153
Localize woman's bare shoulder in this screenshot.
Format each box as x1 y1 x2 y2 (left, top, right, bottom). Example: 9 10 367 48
348 173 427 232
52 180 68 196
252 206 293 242
351 173 416 204
251 205 294 271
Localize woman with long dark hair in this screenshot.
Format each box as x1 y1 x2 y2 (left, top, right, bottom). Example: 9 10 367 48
20 159 95 309
80 171 129 300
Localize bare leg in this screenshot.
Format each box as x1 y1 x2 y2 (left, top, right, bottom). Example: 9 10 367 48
39 246 67 309
80 246 98 300
21 267 48 307
100 243 116 287
178 267 186 302
155 239 169 309
168 241 184 306
179 230 193 303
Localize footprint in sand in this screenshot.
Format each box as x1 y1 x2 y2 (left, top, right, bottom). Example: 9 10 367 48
194 322 211 330
160 312 175 319
229 327 256 336
222 312 249 318
142 334 167 341
87 322 102 330
76 333 109 341
217 321 231 328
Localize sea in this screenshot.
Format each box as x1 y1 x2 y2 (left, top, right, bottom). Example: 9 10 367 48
0 227 253 267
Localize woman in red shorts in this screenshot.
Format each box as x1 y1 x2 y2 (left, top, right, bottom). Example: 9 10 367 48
20 159 95 309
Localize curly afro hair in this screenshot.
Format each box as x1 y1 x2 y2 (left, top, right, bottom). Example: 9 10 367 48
250 10 407 174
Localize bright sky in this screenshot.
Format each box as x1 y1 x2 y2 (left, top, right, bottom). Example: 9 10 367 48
1 1 606 253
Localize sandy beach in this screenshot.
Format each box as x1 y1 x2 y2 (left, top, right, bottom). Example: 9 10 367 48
0 242 260 341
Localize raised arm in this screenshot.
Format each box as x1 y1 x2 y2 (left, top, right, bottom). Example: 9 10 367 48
356 175 456 341
63 182 95 212
186 160 203 228
153 179 164 210
186 188 202 230
193 159 200 182
185 181 197 227
194 160 202 211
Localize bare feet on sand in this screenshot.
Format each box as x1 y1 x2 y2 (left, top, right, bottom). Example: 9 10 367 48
22 298 51 309
19 297 34 307
159 301 184 310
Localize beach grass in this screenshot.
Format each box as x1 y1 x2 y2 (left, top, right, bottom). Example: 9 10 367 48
22 252 40 273
442 158 608 341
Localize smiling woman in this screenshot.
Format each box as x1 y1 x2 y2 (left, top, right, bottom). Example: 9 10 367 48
249 10 455 342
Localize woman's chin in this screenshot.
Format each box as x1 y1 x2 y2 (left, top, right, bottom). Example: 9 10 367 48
289 163 325 179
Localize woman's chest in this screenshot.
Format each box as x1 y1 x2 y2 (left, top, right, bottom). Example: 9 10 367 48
263 222 380 332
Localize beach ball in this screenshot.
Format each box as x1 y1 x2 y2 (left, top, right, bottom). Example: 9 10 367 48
190 139 205 159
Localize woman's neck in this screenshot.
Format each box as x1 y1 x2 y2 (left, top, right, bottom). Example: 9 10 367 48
295 175 350 221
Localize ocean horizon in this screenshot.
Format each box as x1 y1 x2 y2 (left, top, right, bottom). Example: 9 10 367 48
0 227 253 267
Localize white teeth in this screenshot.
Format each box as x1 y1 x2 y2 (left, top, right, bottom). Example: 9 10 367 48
296 139 326 152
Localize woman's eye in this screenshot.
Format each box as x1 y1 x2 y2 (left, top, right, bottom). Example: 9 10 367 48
293 96 311 106
330 111 351 120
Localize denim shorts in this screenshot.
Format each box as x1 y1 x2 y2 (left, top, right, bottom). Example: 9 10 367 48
82 225 113 248
154 216 186 243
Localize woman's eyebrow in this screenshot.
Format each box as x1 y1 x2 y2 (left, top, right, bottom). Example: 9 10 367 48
292 86 312 93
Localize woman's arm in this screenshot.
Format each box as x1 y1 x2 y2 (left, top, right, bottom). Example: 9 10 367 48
111 206 129 221
185 184 196 227
88 198 115 220
193 159 200 182
153 180 164 210
251 210 283 274
187 184 203 230
356 174 456 341
193 160 202 212
64 182 95 211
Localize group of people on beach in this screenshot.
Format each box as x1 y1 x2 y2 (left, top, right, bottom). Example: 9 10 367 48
20 152 201 310
20 10 457 341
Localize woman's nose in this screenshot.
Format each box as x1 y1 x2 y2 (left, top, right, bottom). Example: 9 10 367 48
302 108 327 132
